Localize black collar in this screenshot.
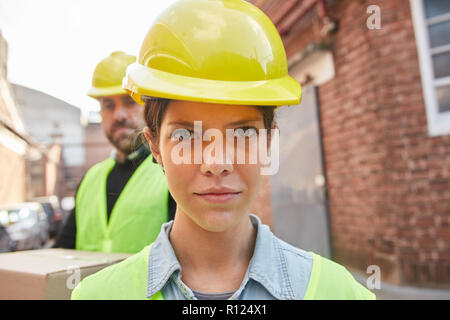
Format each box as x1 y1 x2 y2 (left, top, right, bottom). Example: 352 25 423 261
115 144 151 168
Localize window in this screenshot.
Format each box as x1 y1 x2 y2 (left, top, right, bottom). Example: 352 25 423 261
411 0 450 136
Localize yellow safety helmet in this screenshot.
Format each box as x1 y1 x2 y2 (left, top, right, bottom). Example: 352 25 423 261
88 51 136 98
123 0 301 107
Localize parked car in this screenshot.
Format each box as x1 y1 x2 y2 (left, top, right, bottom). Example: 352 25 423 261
32 196 63 238
0 225 11 252
0 202 49 251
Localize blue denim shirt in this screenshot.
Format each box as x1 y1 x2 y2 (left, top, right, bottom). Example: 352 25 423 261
146 214 313 300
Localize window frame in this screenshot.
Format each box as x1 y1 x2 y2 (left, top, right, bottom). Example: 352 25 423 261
410 0 450 136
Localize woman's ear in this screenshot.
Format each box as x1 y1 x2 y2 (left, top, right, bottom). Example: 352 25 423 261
143 126 162 166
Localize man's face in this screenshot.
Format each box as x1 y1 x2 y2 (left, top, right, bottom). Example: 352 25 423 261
98 94 145 155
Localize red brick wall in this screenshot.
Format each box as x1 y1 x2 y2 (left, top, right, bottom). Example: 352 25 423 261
318 0 404 285
269 0 450 286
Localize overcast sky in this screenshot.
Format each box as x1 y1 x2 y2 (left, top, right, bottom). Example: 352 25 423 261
0 0 178 114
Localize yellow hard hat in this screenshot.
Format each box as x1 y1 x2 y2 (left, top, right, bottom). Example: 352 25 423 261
88 51 136 98
123 0 301 107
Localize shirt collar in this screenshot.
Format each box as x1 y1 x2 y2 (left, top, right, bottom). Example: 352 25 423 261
146 214 294 299
111 144 151 166
146 221 181 299
127 144 150 162
246 215 295 299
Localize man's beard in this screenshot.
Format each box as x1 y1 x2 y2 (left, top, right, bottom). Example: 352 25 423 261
109 132 136 155
106 121 140 156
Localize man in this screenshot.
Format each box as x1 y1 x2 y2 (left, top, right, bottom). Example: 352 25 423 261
54 51 176 253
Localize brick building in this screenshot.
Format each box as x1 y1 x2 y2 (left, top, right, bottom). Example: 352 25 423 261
0 33 28 204
0 32 62 205
12 84 85 198
248 0 450 287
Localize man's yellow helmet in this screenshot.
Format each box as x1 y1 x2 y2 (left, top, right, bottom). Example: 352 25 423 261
123 0 301 107
88 51 136 98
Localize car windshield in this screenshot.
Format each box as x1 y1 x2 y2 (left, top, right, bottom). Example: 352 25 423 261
0 208 37 227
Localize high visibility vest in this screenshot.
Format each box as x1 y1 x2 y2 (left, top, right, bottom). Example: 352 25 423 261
75 155 169 253
71 244 376 300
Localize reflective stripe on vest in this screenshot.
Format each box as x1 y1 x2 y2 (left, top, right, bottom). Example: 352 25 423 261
71 245 376 300
75 155 169 253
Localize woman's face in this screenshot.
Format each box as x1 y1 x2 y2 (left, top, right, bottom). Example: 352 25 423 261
150 100 270 232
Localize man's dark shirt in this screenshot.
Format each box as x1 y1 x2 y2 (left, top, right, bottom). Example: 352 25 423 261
54 146 176 249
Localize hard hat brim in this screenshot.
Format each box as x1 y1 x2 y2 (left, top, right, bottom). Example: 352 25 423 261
87 85 130 98
123 63 302 107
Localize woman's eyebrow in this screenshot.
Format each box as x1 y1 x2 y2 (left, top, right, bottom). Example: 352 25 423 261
167 118 262 127
167 121 195 127
226 119 263 126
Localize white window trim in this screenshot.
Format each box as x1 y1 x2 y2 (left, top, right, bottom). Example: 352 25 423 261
410 0 450 136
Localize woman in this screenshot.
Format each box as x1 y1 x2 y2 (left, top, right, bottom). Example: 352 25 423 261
72 0 375 300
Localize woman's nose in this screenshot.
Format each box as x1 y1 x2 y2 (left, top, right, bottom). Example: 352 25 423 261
200 147 234 176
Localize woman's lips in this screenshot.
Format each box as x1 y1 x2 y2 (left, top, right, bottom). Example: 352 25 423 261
194 192 241 204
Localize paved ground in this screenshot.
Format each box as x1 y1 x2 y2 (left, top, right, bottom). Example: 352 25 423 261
352 271 450 300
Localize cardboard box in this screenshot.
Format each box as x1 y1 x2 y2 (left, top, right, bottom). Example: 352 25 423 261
0 248 131 300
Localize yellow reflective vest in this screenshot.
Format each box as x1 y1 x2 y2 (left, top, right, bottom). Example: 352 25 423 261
71 244 376 300
75 155 169 253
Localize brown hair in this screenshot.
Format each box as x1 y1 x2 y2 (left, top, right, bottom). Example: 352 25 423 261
142 98 277 150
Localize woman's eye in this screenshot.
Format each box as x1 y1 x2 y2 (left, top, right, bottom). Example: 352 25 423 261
171 128 193 141
233 127 257 138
